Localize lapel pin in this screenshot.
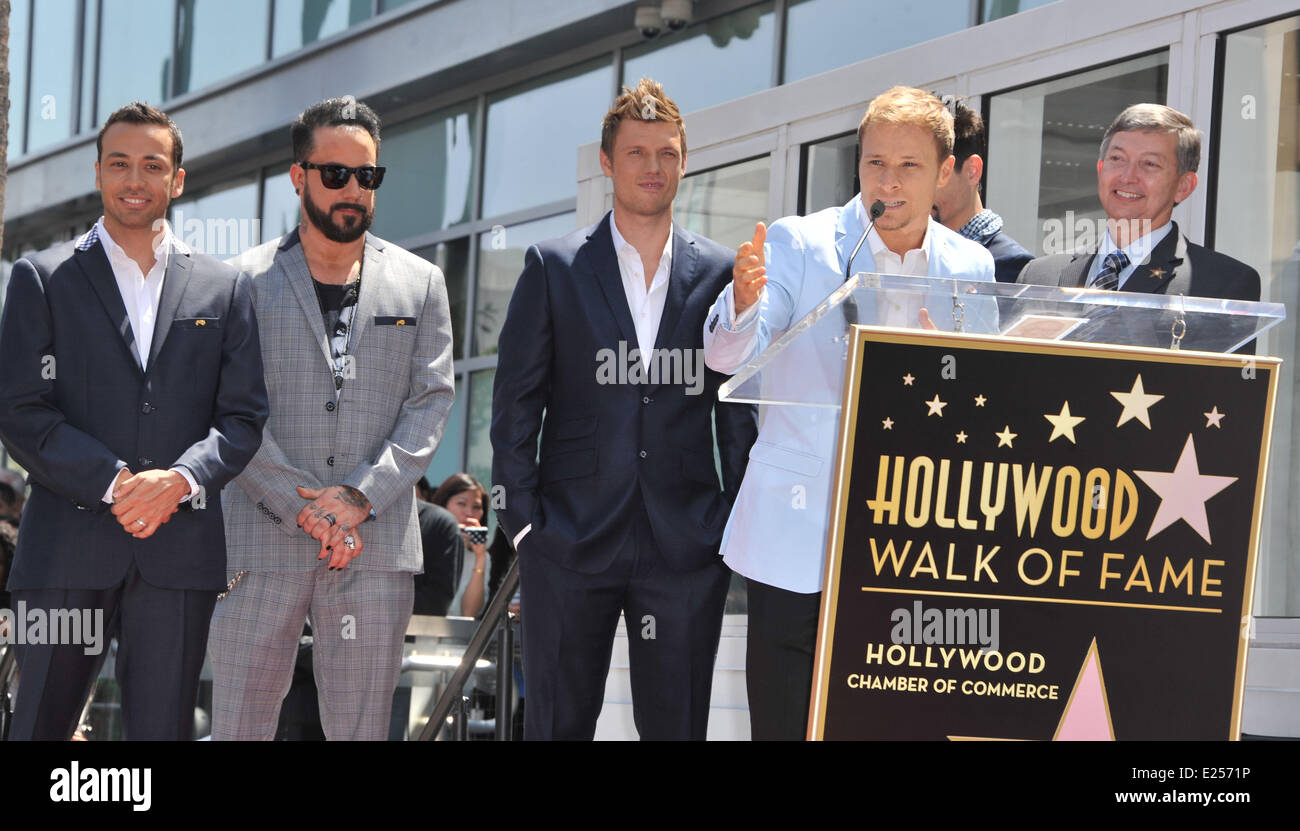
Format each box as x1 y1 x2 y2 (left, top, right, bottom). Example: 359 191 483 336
1148 268 1165 280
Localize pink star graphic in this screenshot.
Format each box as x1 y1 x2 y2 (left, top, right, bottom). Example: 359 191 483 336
1134 434 1237 544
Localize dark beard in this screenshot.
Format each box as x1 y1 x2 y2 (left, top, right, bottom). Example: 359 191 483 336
303 187 373 243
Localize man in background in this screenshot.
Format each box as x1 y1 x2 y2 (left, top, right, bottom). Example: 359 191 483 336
1019 103 1259 302
931 100 1033 283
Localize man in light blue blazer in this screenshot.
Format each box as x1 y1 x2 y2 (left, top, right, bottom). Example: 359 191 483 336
703 87 996 740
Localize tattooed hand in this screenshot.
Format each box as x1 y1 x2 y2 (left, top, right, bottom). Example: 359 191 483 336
296 485 372 544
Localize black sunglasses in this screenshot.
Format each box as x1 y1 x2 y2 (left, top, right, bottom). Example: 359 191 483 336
298 161 386 190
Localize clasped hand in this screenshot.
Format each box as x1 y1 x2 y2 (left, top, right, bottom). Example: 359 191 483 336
296 485 370 570
111 469 188 539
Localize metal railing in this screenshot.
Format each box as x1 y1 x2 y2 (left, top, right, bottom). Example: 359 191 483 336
416 558 519 741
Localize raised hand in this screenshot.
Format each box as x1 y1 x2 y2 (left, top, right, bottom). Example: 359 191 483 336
733 222 768 316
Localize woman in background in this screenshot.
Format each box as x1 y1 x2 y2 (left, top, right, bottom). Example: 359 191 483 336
431 474 489 617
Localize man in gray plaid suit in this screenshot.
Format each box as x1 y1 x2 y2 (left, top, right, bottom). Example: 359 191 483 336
209 97 455 740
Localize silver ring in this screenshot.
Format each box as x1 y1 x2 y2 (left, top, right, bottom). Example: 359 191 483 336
134 519 146 527
344 535 356 550
325 513 337 526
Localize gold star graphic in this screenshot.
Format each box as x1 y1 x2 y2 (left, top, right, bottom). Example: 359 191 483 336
882 417 894 430
974 394 987 407
995 426 1017 448
1204 406 1224 428
1044 401 1086 444
902 373 915 386
925 395 948 417
955 431 968 444
1110 374 1164 429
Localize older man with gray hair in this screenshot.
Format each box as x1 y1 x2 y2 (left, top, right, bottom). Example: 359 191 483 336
1019 103 1259 301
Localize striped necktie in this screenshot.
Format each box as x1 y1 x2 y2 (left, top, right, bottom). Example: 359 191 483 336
1089 250 1130 291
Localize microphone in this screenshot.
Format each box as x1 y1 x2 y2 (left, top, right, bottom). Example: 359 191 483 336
845 199 886 283
842 199 886 327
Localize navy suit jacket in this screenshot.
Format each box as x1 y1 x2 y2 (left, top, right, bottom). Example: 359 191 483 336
0 236 269 592
985 229 1033 284
490 214 757 574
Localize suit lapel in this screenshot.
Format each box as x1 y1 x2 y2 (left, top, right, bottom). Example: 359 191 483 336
277 229 334 367
651 224 694 352
1060 251 1094 289
347 234 385 350
73 241 145 375
1124 223 1184 295
581 214 639 348
145 243 193 370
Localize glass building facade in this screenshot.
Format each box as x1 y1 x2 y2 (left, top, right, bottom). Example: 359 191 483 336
4 0 1300 737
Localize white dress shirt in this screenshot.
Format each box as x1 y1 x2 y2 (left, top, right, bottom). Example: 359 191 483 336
512 213 673 549
94 217 199 504
610 212 673 365
1089 220 1173 289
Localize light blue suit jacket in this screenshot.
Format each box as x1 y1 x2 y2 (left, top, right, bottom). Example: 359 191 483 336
702 197 995 593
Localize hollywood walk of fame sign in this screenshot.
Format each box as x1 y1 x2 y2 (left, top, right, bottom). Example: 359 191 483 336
809 327 1280 740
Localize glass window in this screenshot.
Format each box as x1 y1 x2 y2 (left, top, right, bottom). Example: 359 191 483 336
465 368 495 512
474 212 576 356
372 102 476 242
675 155 770 249
174 0 269 96
413 238 470 360
985 52 1168 257
784 0 971 84
481 60 613 217
424 374 466 493
272 0 372 58
80 0 98 131
980 0 1059 24
379 0 421 10
1216 15 1300 617
622 3 774 115
8 0 30 156
260 165 301 243
98 0 174 116
169 175 260 260
26 0 79 152
802 132 857 214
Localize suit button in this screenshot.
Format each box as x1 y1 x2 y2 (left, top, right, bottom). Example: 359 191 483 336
325 401 336 412
275 517 282 524
138 457 153 467
642 396 651 404
326 456 334 466
639 450 647 459
141 402 152 414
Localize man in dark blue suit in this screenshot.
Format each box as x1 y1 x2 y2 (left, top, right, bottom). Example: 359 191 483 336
932 101 1033 283
0 103 268 740
491 79 757 740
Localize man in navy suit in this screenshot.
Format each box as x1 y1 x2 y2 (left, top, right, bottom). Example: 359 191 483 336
491 79 757 740
931 101 1033 283
0 103 268 740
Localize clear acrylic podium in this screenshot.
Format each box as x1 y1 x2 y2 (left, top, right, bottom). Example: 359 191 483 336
718 273 1287 408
